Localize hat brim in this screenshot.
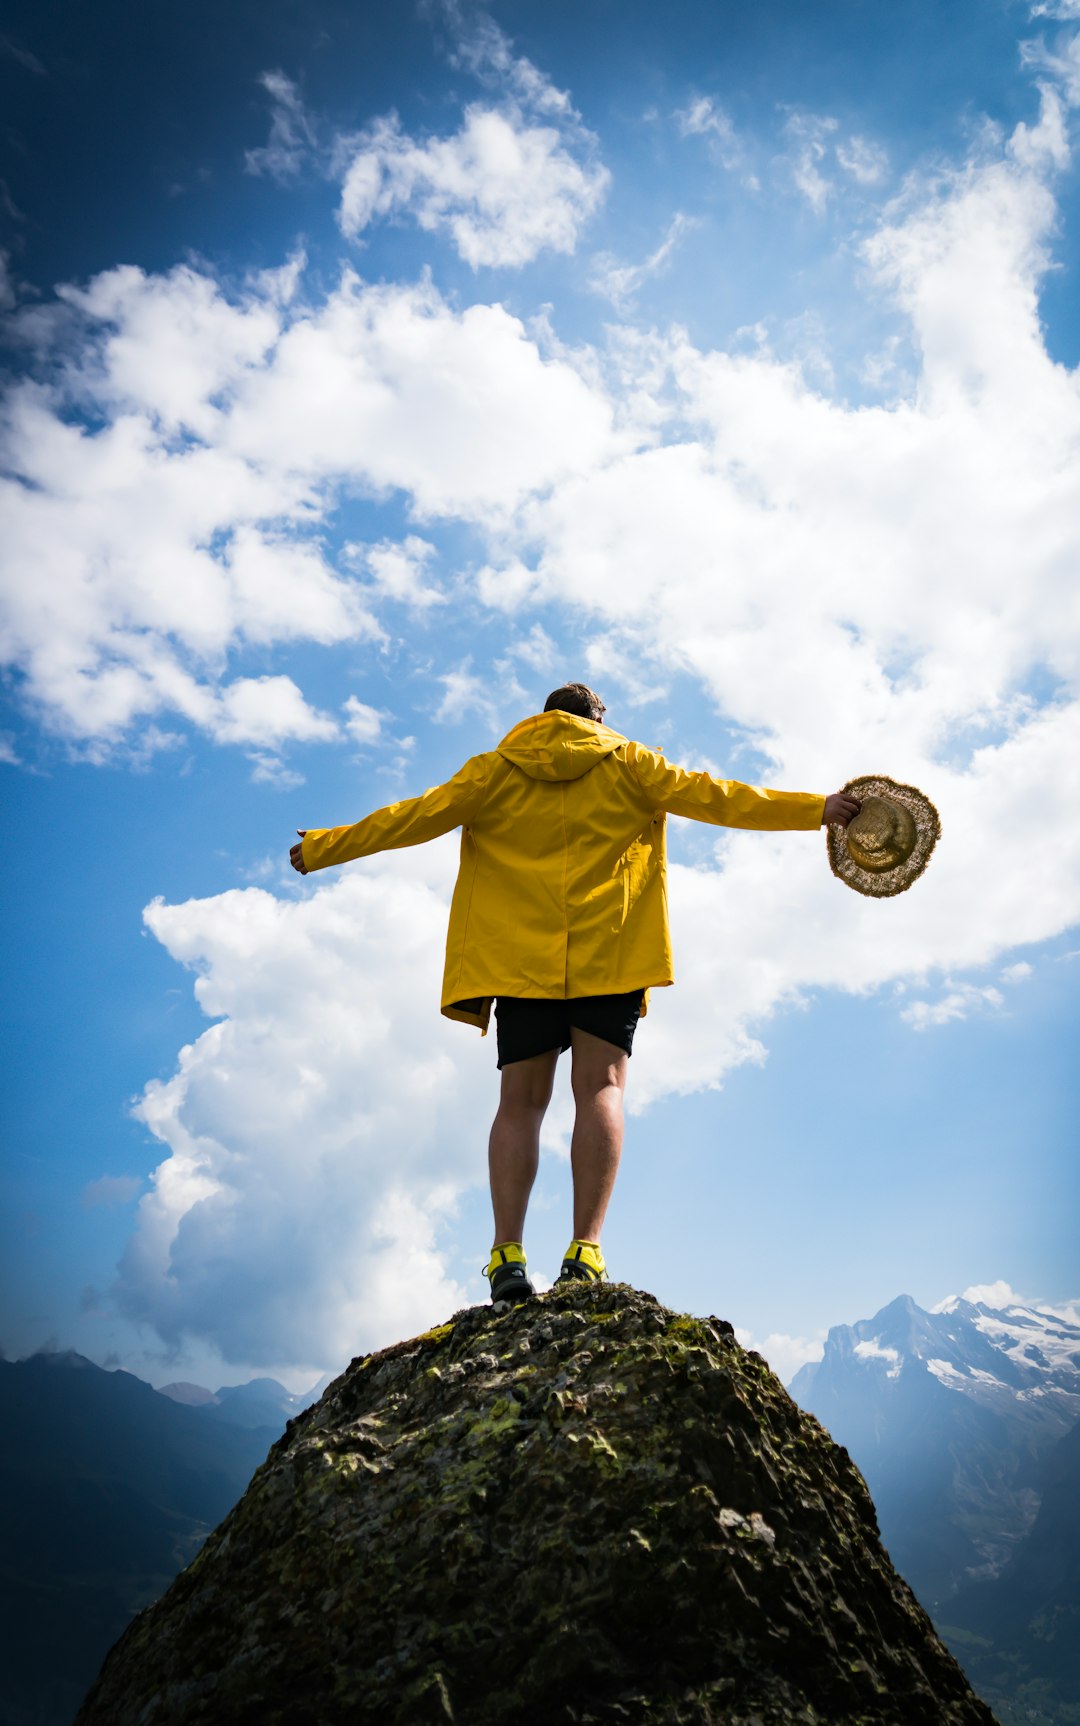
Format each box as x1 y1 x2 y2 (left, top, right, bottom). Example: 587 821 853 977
827 774 941 898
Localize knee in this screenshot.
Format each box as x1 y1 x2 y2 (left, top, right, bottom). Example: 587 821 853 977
498 1076 554 1117
571 1068 625 1109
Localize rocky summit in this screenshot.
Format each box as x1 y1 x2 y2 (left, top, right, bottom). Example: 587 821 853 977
76 1285 998 1726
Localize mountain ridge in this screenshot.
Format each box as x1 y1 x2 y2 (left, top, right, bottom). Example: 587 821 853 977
790 1288 1080 1601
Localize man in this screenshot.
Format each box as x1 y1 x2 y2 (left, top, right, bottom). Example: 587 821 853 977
290 682 860 1305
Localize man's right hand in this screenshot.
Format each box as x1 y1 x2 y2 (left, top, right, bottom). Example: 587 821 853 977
821 793 861 827
290 830 309 874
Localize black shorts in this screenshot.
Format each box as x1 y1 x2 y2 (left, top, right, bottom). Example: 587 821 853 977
495 990 645 1069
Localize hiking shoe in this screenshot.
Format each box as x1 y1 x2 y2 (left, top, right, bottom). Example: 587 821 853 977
485 1242 535 1306
557 1239 606 1284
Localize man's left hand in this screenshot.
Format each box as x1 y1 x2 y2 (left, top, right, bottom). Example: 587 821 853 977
821 793 861 827
290 830 308 874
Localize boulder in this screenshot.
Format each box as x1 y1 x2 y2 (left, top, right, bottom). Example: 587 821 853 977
77 1284 998 1725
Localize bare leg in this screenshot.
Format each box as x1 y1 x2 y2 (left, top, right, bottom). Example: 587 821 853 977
569 1030 628 1243
488 1048 559 1245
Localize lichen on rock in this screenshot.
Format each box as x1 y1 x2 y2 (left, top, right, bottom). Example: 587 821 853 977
76 1284 998 1725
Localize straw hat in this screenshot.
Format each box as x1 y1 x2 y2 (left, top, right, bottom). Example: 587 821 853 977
827 774 941 897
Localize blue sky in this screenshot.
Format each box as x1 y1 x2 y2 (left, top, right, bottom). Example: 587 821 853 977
2 0 1078 1390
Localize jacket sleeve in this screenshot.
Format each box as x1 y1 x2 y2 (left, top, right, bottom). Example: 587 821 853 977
300 753 494 872
627 742 825 831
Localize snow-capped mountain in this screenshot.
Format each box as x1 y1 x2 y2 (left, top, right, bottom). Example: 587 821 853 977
789 1292 1080 1610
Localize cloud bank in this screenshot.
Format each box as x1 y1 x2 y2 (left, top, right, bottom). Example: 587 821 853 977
5 21 1079 1370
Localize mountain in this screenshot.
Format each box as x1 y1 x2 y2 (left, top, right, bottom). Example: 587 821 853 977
0 1351 282 1726
789 1293 1080 1610
941 1416 1080 1725
77 1284 995 1725
157 1381 217 1406
159 1375 325 1429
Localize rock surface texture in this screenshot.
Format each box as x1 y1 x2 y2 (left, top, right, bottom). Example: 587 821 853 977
77 1285 999 1726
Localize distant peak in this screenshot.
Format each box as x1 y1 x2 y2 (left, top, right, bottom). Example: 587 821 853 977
158 1381 218 1406
25 1348 99 1371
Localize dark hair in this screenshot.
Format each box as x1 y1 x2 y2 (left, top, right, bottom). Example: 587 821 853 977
544 682 606 722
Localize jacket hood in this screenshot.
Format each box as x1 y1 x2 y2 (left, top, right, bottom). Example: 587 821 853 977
497 710 626 782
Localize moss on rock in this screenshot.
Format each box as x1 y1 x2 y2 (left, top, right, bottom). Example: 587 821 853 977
76 1285 998 1725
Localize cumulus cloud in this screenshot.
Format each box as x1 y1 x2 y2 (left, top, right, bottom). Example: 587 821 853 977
960 1279 1025 1308
0 263 614 746
457 84 1080 1097
337 106 608 268
347 534 446 609
213 675 338 746
26 30 1080 1368
737 1328 827 1385
342 695 384 745
120 859 491 1371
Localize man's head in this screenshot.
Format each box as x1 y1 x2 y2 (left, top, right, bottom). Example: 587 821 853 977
544 682 606 723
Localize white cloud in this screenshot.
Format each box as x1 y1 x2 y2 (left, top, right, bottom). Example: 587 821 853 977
589 214 696 311
342 695 383 745
120 862 490 1371
782 112 889 209
0 263 614 747
900 982 1005 1031
338 105 608 268
245 70 316 181
212 676 338 747
220 273 617 516
447 8 576 119
1000 960 1033 983
247 753 305 791
1028 1 1080 23
14 23 1080 1375
960 1279 1025 1308
836 134 889 185
245 13 606 269
348 534 446 609
745 1330 826 1385
460 91 1080 1101
506 623 557 674
674 97 749 174
676 96 735 143
783 112 839 212
434 660 502 724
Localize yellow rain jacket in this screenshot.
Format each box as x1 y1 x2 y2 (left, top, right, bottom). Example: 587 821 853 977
300 711 825 1033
